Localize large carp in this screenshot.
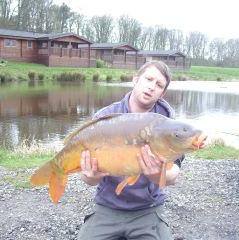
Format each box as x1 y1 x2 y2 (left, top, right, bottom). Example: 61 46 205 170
31 113 206 203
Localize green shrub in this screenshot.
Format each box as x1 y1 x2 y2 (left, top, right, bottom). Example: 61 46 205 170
106 75 113 82
92 73 100 82
176 75 188 81
0 74 6 84
28 71 36 81
0 59 7 66
55 72 85 82
38 73 45 81
0 73 15 84
96 59 107 68
120 74 132 82
216 76 222 81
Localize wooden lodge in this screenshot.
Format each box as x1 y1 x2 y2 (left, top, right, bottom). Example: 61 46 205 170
0 28 94 67
0 28 190 70
83 43 143 69
127 50 190 70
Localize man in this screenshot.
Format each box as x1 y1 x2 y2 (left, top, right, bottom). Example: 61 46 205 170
78 61 183 240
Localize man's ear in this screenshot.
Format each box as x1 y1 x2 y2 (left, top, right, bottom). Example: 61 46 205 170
160 91 166 99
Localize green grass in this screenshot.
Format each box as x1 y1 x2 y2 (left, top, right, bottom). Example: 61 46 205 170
1 61 239 84
174 66 239 81
0 148 53 169
0 148 54 188
191 144 239 159
0 61 134 83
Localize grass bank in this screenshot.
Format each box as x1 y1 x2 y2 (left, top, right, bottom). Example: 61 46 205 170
1 61 239 84
174 66 239 81
0 61 134 83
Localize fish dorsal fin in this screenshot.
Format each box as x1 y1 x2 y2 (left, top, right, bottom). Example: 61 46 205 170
64 113 123 145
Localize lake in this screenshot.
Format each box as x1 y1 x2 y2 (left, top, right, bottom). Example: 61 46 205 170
0 81 239 149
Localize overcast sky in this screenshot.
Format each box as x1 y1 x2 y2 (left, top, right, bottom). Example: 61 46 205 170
55 0 239 40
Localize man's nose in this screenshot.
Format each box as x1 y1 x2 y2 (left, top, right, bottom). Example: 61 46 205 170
148 80 156 90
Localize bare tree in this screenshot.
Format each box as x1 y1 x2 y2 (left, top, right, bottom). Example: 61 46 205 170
209 38 225 65
168 29 184 51
74 13 84 35
117 15 141 46
91 15 114 43
184 31 208 59
152 26 168 50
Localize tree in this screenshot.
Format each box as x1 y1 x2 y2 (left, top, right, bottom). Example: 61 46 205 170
117 15 141 46
59 3 71 32
91 15 114 43
168 29 184 51
152 26 168 50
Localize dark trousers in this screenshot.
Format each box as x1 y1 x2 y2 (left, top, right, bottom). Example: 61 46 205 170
78 204 173 240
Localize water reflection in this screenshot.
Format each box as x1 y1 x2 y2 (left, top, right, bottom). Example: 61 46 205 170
0 83 239 149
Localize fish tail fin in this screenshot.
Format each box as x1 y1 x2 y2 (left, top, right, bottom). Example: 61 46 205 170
30 161 53 186
31 160 68 203
49 170 67 204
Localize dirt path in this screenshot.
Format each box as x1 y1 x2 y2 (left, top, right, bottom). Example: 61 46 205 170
0 158 239 240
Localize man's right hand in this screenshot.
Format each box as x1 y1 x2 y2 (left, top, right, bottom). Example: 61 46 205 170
80 150 109 186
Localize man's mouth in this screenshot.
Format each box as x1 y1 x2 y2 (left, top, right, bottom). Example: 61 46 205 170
143 92 152 98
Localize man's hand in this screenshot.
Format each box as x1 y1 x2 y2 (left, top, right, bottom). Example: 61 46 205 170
137 145 180 186
80 150 109 186
137 145 166 184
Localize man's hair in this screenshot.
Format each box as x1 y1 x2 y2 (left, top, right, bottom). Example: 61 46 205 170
135 61 172 91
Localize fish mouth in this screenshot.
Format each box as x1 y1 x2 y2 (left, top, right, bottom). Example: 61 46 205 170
191 133 207 149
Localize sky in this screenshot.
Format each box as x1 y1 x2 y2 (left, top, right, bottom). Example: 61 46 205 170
55 0 239 40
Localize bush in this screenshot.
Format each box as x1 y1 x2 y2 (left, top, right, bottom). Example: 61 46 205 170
28 71 36 81
38 73 45 81
55 72 86 82
120 74 132 82
0 59 7 66
0 73 15 84
176 75 188 81
106 75 113 82
96 59 107 68
92 73 100 82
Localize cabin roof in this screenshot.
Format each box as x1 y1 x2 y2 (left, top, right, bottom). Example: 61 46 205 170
85 42 138 51
0 28 92 44
127 50 186 57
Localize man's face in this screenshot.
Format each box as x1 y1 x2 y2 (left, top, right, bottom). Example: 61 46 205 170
132 66 167 108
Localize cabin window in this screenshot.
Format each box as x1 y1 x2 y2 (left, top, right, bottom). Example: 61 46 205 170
27 40 32 48
38 42 47 48
4 39 16 47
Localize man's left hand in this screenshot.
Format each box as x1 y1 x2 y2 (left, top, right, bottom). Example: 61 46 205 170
137 145 166 184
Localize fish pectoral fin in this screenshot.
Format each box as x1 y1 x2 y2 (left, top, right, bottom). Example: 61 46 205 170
49 171 67 204
115 175 140 195
127 175 140 186
159 162 167 188
166 162 174 170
